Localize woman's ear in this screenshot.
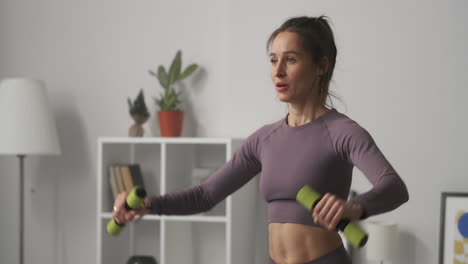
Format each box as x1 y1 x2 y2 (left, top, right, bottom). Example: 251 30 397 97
319 56 330 76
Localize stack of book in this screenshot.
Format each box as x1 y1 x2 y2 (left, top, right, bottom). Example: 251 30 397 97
108 163 145 200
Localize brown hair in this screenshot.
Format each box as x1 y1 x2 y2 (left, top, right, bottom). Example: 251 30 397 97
267 15 340 108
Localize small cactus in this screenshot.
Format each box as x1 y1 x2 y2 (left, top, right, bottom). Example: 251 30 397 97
127 89 149 118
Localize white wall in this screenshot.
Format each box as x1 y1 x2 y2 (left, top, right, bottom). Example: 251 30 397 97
1 0 467 263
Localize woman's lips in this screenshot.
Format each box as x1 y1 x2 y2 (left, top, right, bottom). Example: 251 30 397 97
276 83 289 92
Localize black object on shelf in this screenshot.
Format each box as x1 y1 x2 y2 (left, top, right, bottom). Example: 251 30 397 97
126 255 157 264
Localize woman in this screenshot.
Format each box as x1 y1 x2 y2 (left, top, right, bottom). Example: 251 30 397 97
113 16 409 264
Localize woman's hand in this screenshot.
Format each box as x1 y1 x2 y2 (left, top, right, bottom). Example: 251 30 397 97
312 193 364 231
112 192 151 224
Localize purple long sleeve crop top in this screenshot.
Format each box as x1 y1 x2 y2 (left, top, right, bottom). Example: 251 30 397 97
149 108 409 226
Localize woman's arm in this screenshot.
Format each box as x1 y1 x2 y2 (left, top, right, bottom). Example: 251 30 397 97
150 131 262 215
112 128 264 223
344 125 409 219
314 120 409 229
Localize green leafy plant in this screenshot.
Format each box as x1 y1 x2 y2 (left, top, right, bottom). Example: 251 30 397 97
149 50 198 111
127 89 149 117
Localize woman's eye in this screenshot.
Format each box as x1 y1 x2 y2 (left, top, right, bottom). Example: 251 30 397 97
286 57 296 63
270 58 278 64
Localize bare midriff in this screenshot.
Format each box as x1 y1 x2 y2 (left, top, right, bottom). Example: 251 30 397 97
268 223 343 264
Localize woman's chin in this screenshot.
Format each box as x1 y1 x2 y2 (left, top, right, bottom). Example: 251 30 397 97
276 94 290 103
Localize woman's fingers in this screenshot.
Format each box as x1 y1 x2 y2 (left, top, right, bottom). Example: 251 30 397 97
313 193 345 230
329 205 344 230
315 193 335 220
133 212 144 223
125 210 138 222
319 195 339 229
325 201 343 228
323 197 340 222
133 208 149 223
113 209 126 224
312 193 327 217
112 192 128 224
312 193 366 231
112 192 151 225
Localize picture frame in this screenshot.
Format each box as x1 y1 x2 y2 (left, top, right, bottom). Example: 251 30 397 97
439 192 468 264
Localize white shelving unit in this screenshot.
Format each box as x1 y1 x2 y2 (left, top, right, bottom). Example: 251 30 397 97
96 137 261 264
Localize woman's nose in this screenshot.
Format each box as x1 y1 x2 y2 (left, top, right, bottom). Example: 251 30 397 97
274 63 286 78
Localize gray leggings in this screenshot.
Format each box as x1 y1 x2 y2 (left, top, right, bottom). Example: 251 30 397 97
268 244 352 264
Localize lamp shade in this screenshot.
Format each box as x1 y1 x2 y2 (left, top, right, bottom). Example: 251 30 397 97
366 221 399 261
0 78 61 155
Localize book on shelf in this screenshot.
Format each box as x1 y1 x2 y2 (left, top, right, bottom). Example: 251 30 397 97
121 166 134 193
108 163 146 201
108 166 119 199
115 165 125 194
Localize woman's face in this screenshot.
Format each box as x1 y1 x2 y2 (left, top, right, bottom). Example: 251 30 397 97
269 31 321 104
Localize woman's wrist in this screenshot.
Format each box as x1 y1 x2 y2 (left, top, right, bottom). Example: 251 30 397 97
346 201 365 221
142 197 153 214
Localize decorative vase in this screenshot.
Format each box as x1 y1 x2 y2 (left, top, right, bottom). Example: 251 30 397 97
158 111 183 137
129 114 149 137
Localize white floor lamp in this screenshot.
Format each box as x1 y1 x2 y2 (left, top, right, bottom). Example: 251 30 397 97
0 78 61 264
366 221 399 264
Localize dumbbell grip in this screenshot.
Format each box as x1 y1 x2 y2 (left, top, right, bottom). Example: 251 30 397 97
107 187 146 236
296 186 368 248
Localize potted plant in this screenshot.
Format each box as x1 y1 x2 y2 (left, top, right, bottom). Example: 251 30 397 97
149 50 198 137
127 89 150 137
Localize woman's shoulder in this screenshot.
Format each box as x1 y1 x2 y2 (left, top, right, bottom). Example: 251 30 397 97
262 118 284 132
321 109 371 138
248 118 283 139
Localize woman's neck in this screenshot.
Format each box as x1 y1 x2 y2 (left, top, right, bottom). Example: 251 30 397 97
287 102 329 127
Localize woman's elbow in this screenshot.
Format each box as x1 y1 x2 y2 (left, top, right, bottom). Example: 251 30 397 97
398 181 409 205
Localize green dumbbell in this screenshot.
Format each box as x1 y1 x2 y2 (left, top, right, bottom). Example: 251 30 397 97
107 186 147 236
296 185 368 248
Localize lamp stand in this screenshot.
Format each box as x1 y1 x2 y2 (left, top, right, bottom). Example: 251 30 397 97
18 154 25 264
